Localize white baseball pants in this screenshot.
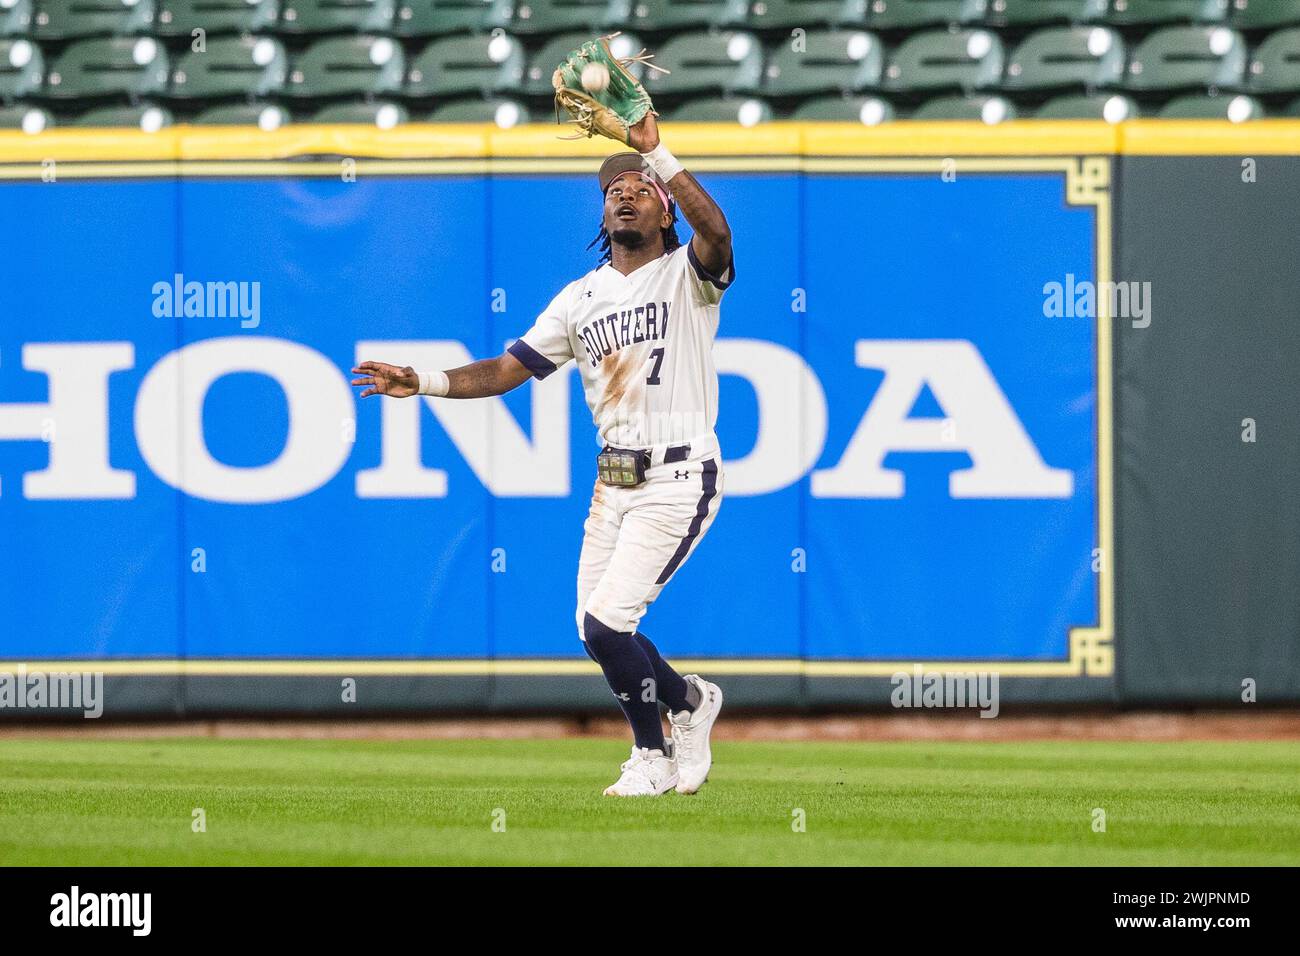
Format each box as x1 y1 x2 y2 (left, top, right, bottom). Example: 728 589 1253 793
576 441 724 639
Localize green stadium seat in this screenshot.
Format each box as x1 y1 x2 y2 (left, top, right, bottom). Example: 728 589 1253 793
155 0 279 38
909 91 1008 119
1 0 35 37
1245 27 1300 93
170 36 286 99
278 0 394 35
1003 26 1124 92
1036 91 1137 118
45 36 169 99
284 35 404 98
1104 0 1228 27
313 98 407 124
912 91 1017 119
763 29 881 94
748 0 868 31
1125 25 1245 90
642 32 763 95
429 96 530 123
523 30 645 95
192 101 291 126
1285 93 1300 114
667 95 772 122
791 93 896 121
1231 0 1300 31
629 0 749 33
0 38 43 99
33 0 156 40
1157 91 1261 117
883 28 1003 91
392 0 511 37
982 0 1105 28
867 0 985 30
511 0 630 36
74 102 174 127
0 102 53 131
405 32 523 97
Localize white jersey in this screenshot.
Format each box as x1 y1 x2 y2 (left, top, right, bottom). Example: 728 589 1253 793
507 242 734 449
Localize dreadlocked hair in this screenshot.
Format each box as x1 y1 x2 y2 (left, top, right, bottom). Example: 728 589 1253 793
587 202 682 265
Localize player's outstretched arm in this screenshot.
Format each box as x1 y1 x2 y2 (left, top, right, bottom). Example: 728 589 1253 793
351 354 531 400
628 113 732 277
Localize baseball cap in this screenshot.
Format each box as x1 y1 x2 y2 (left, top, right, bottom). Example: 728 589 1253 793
598 152 671 210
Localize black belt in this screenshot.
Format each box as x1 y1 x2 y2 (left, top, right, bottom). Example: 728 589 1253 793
597 443 691 487
664 443 691 464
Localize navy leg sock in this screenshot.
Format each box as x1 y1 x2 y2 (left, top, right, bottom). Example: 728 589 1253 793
633 632 694 714
582 613 666 752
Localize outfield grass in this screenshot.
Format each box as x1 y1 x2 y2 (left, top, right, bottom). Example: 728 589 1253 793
0 737 1297 866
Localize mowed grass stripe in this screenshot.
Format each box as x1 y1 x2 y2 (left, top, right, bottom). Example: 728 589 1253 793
0 738 1296 866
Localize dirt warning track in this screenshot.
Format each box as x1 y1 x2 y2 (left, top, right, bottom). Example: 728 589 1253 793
2 710 1298 741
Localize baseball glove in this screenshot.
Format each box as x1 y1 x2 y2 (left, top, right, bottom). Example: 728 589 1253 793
552 35 667 144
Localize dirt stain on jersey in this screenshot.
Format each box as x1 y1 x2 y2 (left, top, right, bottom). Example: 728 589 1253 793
601 347 641 410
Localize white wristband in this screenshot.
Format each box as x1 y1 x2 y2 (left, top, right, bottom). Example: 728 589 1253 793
417 370 449 397
640 142 684 183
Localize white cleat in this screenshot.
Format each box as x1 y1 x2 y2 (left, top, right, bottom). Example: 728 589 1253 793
602 746 679 797
669 675 723 794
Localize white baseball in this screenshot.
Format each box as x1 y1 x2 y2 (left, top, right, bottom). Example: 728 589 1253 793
581 62 611 94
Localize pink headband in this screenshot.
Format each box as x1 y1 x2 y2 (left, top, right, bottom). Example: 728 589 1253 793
610 170 671 213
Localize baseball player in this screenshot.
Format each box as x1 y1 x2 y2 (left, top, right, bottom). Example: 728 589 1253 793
354 99 730 798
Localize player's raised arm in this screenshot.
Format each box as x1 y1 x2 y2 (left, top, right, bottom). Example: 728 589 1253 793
351 353 531 400
627 112 732 278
